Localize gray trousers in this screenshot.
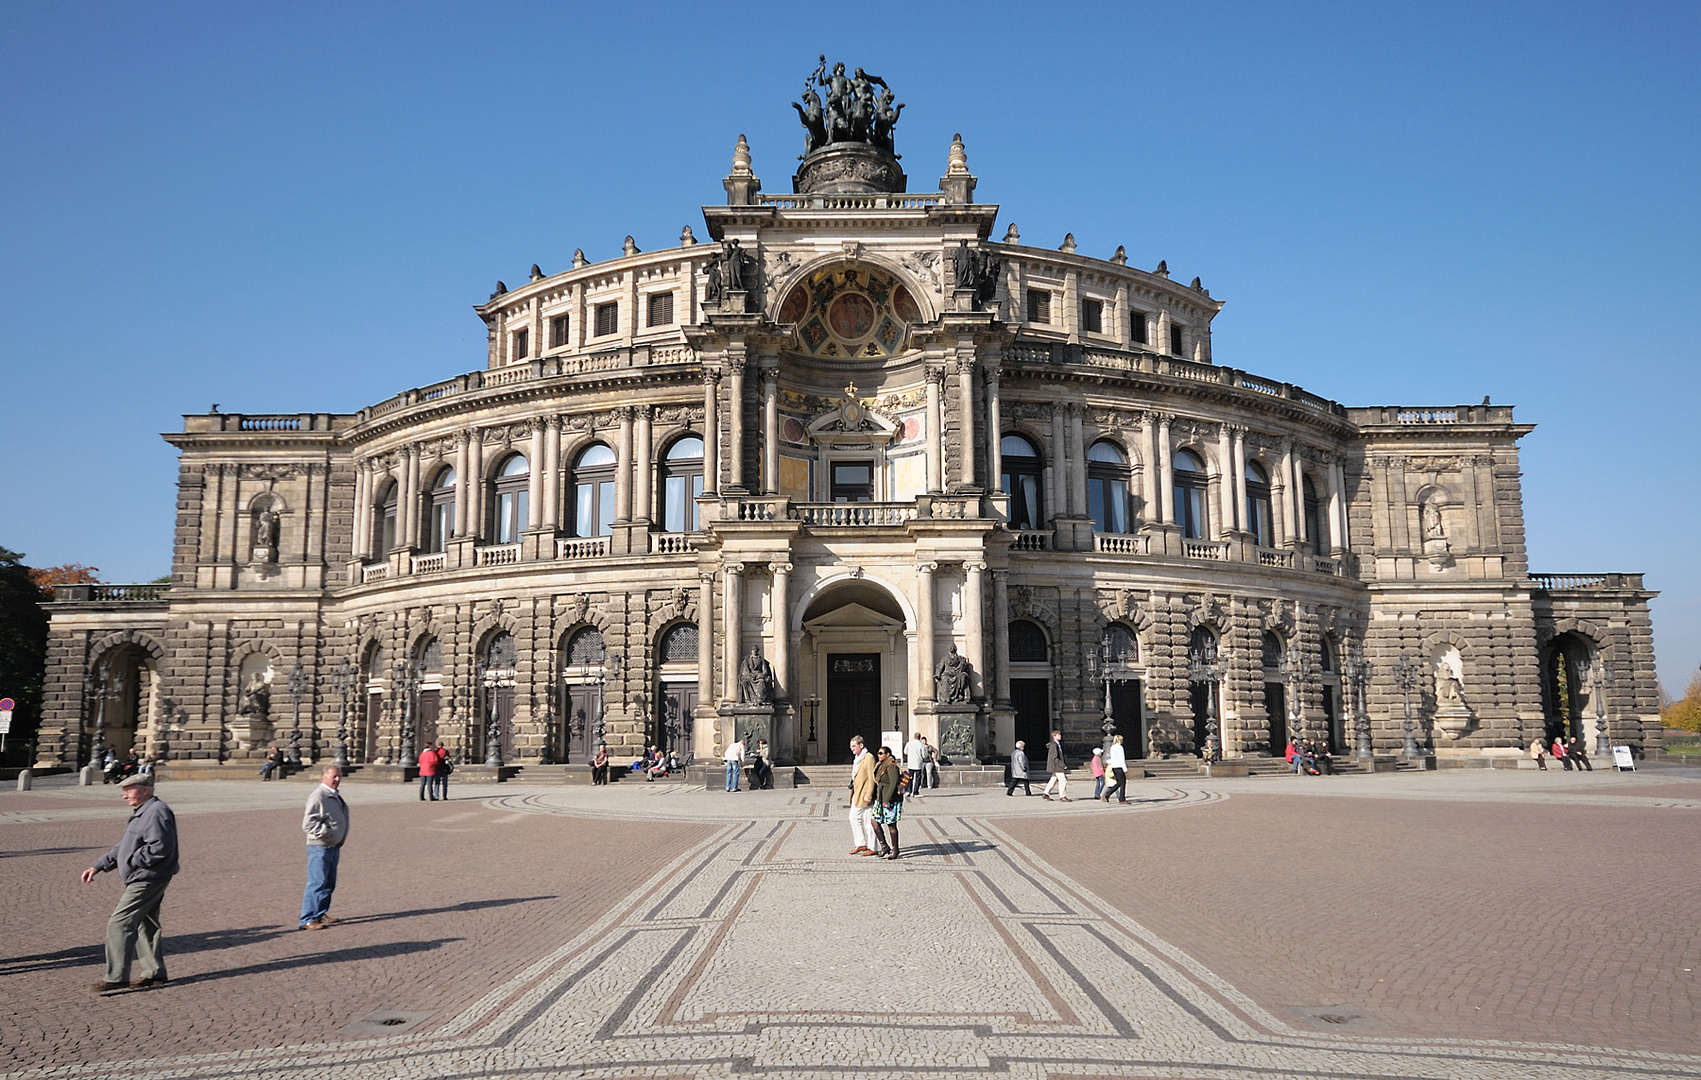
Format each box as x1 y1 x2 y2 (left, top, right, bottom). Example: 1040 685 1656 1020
105 879 169 983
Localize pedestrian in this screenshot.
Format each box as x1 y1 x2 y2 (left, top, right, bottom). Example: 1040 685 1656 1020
1568 736 1593 771
753 738 773 789
591 741 609 785
924 737 940 790
1102 734 1128 803
1552 736 1571 771
1089 747 1105 800
870 745 904 859
723 733 746 791
1005 740 1032 796
1041 730 1071 801
432 741 451 800
300 765 350 930
1529 737 1548 771
848 735 877 855
416 743 439 800
903 730 928 798
80 774 178 993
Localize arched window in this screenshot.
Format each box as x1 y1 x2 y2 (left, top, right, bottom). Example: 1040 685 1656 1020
565 626 606 666
1320 635 1337 673
1261 631 1285 670
1087 440 1130 533
491 455 529 544
1244 461 1273 547
1000 435 1043 530
570 443 617 537
660 623 699 663
377 482 399 555
1104 623 1138 664
1173 449 1209 539
1304 475 1327 551
660 436 705 533
1008 620 1049 662
426 468 456 553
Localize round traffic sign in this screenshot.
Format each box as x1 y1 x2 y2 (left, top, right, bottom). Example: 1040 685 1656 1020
0 698 13 711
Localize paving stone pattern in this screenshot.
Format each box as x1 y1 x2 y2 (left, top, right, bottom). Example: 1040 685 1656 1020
1 769 1698 1078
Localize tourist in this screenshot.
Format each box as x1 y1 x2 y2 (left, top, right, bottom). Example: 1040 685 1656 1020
416 743 439 800
299 765 350 931
923 736 940 790
1529 737 1548 770
80 774 178 993
1552 736 1570 771
591 742 609 785
903 730 928 798
1041 730 1071 801
1089 747 1105 800
848 735 876 855
1005 740 1032 797
870 745 904 859
1568 736 1593 771
752 738 773 789
723 734 746 792
1102 734 1128 803
646 746 669 781
432 741 451 800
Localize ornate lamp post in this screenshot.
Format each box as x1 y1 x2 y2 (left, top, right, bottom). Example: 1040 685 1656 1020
594 654 621 750
286 667 308 766
393 659 421 768
1392 651 1422 759
1085 637 1117 746
90 661 124 767
1342 648 1374 760
889 693 905 736
479 656 515 768
328 659 355 770
1187 639 1226 762
1593 658 1615 758
1282 643 1317 746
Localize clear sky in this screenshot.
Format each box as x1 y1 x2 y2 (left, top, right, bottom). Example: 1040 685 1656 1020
3 2 1697 694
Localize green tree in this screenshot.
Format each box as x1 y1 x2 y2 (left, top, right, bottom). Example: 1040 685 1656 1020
1664 669 1701 733
0 547 50 762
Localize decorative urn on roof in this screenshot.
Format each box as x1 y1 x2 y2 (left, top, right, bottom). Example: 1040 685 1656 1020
791 55 907 195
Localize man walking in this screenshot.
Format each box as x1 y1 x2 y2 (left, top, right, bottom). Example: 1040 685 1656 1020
1041 730 1071 801
80 774 178 993
848 735 877 855
723 733 746 792
1006 740 1032 796
300 765 350 931
903 730 928 798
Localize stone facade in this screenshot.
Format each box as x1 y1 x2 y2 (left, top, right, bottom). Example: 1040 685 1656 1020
36 121 1661 775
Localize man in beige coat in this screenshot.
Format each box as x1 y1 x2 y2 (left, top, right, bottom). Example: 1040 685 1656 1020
847 735 877 855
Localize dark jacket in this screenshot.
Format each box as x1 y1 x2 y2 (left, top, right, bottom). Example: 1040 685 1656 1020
94 796 179 885
873 757 903 805
1045 739 1065 774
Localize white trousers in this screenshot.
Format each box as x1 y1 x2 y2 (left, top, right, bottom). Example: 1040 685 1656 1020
848 804 874 849
1042 771 1068 796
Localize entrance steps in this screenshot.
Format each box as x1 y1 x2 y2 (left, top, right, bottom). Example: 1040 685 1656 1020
1136 758 1203 780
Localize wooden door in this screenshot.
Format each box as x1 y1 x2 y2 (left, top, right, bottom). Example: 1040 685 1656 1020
660 684 698 764
826 654 880 763
564 685 599 764
417 689 440 750
1010 678 1051 759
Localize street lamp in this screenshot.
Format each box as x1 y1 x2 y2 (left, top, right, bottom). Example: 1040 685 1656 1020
1342 648 1374 760
393 659 420 768
91 661 124 767
1086 637 1117 745
479 655 515 768
1187 638 1226 762
889 693 905 735
286 667 308 766
1593 658 1615 758
1282 643 1316 745
1391 651 1422 759
327 659 356 770
804 695 820 751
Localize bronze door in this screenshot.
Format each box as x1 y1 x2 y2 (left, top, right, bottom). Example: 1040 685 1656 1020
826 654 880 763
659 685 698 764
1264 683 1287 756
564 684 599 764
1110 680 1143 758
417 689 440 749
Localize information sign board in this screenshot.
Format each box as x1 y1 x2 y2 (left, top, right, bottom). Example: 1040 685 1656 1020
1611 745 1636 771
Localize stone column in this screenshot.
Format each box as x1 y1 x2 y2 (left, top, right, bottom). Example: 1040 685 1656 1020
1277 439 1295 546
466 429 484 539
1047 404 1065 522
723 561 743 702
615 406 634 523
353 462 370 557
1217 423 1236 537
992 569 1011 707
761 368 778 495
403 444 421 548
1292 449 1308 547
542 417 561 531
727 356 747 490
964 562 986 700
1158 417 1175 525
1328 458 1348 551
985 366 1003 494
697 571 715 705
771 562 791 702
454 435 470 538
926 366 945 493
1231 426 1247 535
956 356 976 488
634 405 653 523
527 422 545 529
702 368 721 495
916 562 937 704
1068 402 1087 515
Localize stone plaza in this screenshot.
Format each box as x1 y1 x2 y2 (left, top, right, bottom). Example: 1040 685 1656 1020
4 764 1698 1078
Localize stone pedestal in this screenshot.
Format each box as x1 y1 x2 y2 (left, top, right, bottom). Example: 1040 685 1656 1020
934 704 979 765
1434 704 1474 740
720 704 774 752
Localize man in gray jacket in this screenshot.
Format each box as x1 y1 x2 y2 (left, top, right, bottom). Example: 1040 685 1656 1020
1005 740 1032 796
300 765 350 930
80 774 179 993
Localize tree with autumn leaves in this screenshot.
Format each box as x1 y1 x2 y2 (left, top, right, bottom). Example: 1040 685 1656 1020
1665 669 1701 733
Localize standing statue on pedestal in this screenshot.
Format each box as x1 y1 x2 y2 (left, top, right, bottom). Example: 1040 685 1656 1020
723 240 746 293
704 249 724 307
935 645 972 704
739 647 776 706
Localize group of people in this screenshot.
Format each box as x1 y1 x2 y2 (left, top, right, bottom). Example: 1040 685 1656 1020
1285 738 1336 776
99 747 152 785
846 735 907 859
1529 736 1593 771
1005 731 1078 801
415 742 452 799
721 736 774 791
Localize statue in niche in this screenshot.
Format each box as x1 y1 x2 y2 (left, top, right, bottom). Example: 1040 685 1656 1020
238 671 270 722
722 240 748 293
1437 669 1464 706
1422 498 1446 540
253 503 279 564
935 645 972 704
738 646 775 706
952 239 977 291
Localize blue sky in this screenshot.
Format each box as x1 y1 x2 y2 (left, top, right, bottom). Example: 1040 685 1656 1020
3 2 1697 693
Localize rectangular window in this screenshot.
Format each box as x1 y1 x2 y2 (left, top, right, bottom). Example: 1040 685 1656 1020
1080 298 1103 334
1130 310 1148 345
594 302 619 338
646 291 674 327
550 314 569 348
830 460 875 502
511 327 529 361
1170 324 1185 356
1026 289 1051 324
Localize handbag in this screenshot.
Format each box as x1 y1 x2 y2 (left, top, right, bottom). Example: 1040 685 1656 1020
440 758 453 776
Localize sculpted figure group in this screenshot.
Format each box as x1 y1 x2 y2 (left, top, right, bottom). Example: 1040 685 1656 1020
793 56 904 158
951 239 1003 310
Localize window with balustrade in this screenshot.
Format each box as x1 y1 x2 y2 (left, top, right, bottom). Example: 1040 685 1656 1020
1026 289 1051 324
830 460 875 502
1169 323 1185 356
426 467 456 554
659 436 704 532
1245 461 1273 547
1000 434 1044 529
1080 298 1103 334
1087 440 1130 533
511 327 528 362
1130 309 1148 345
594 302 619 338
1172 449 1209 539
1303 474 1327 551
377 482 398 555
491 454 529 544
550 314 569 348
570 443 616 537
646 291 675 327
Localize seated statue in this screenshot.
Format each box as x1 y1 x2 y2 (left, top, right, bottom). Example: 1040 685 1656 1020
738 646 775 706
934 645 971 703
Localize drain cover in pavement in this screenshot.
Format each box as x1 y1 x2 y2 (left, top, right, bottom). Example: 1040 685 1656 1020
337 1009 437 1037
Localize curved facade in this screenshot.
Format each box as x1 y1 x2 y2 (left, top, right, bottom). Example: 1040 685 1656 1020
37 118 1661 776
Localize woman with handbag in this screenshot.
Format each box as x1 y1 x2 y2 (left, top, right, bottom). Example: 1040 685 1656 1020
870 745 905 860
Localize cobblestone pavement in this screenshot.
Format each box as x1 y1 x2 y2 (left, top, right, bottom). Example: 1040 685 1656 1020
2 766 1697 1078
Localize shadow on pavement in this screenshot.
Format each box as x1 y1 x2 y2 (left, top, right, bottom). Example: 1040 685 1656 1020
174 938 462 985
0 846 103 859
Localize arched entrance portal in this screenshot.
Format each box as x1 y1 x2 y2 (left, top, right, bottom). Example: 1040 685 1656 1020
800 580 909 765
1543 632 1597 746
82 645 160 765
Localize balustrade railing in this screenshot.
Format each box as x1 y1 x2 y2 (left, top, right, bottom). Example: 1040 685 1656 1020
1182 539 1230 560
1396 408 1457 424
726 498 786 522
87 584 169 602
411 552 447 574
476 544 520 567
361 563 390 584
1310 555 1341 575
1011 529 1050 551
926 496 980 520
555 536 608 560
482 366 533 388
796 502 918 527
1094 533 1149 555
236 415 303 431
650 532 697 554
1529 573 1625 591
1257 546 1295 568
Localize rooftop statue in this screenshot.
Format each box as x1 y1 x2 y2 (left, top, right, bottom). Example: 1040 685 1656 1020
795 55 902 158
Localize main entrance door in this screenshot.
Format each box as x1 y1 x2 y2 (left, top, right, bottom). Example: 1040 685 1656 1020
1011 678 1050 759
658 683 698 764
1264 682 1287 756
417 689 440 750
1110 680 1144 758
827 654 881 763
563 685 600 764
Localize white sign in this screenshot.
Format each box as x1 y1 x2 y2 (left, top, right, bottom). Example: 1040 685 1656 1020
1612 745 1636 771
881 730 904 757
0 709 11 734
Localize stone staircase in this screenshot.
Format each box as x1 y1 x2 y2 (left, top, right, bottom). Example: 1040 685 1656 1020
1135 758 1203 780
